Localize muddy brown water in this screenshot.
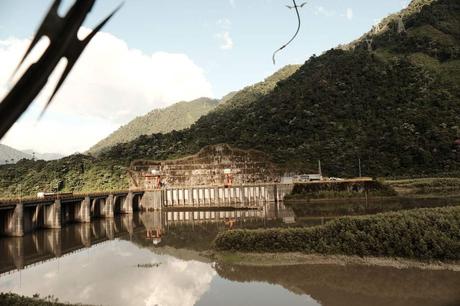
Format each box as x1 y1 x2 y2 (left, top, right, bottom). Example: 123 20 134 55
0 201 459 306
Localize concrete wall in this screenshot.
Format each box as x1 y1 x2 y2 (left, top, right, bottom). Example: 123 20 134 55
137 184 294 210
130 144 281 188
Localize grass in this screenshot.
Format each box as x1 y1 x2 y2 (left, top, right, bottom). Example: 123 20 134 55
386 177 460 196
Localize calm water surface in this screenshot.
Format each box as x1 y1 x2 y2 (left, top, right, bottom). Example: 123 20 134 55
0 202 459 306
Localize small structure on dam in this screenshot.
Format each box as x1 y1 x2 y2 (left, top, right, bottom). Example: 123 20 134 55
129 144 281 189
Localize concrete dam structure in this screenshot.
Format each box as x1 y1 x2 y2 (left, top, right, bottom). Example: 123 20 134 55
129 144 281 188
0 144 296 237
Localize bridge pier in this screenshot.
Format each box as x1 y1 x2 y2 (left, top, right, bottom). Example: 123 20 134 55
121 192 134 214
75 197 91 223
44 199 61 229
6 203 24 237
101 195 114 218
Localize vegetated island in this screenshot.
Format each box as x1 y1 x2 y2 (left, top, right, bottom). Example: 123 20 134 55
213 206 460 264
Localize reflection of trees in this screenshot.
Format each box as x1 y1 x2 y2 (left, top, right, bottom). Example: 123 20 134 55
215 263 460 306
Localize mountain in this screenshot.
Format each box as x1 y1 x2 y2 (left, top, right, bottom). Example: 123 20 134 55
0 65 301 197
88 98 219 155
0 144 32 164
101 0 460 177
1 0 459 196
22 150 64 161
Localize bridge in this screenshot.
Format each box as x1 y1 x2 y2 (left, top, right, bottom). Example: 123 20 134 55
0 190 144 237
0 183 294 237
0 202 294 276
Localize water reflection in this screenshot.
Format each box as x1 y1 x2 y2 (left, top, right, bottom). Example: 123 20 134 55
0 202 459 306
215 262 460 306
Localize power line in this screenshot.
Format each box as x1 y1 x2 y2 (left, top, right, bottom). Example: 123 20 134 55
272 0 307 65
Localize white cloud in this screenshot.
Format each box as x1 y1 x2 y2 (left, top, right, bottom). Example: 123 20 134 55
229 0 235 8
0 240 216 306
346 8 353 20
314 6 336 17
215 31 234 50
0 29 213 154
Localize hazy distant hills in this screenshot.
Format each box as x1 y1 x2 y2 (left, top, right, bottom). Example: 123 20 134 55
88 97 219 155
101 0 460 176
0 144 32 164
22 150 64 161
0 144 63 164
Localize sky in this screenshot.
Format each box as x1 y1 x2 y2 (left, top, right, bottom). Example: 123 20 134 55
0 0 410 155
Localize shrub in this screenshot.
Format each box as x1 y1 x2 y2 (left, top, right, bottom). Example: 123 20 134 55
214 206 460 260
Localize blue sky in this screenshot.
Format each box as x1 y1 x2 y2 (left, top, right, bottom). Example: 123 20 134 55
0 0 409 154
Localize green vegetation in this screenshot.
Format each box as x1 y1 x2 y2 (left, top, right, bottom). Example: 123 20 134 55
285 181 397 200
0 293 88 306
99 0 460 177
386 177 460 195
214 206 460 260
88 97 219 155
0 155 128 197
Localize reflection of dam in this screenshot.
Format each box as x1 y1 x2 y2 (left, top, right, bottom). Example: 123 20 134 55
0 214 143 276
141 202 295 228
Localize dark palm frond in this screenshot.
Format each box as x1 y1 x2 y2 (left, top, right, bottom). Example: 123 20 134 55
0 0 122 139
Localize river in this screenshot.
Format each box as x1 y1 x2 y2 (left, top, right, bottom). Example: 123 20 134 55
0 201 459 306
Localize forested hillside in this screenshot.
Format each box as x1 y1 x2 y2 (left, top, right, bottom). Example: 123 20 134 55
88 98 219 155
101 0 460 176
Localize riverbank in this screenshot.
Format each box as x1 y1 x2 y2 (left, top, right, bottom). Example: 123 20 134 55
214 206 460 260
205 251 460 271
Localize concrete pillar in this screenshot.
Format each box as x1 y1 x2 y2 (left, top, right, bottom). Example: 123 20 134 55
44 200 61 229
102 195 115 218
140 191 163 211
8 203 24 237
76 197 91 223
122 192 134 214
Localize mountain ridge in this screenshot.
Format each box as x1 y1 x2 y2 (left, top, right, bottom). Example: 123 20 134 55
88 97 219 155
